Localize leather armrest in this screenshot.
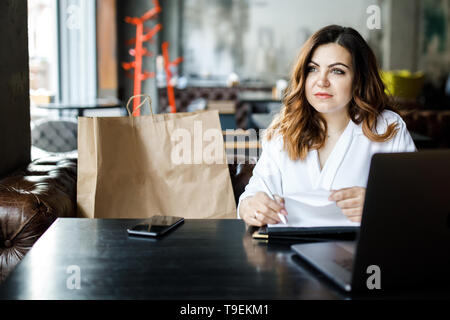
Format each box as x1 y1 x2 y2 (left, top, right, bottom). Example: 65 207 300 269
0 157 77 282
227 155 256 205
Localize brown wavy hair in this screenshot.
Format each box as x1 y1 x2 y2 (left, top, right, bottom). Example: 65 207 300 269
265 25 398 160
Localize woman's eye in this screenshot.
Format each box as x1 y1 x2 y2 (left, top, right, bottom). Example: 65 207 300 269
307 66 317 72
331 68 345 75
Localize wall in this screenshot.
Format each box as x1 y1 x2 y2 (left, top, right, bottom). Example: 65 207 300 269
97 0 119 99
0 0 31 178
122 0 450 103
159 0 183 62
380 0 450 101
382 0 421 71
417 0 450 87
182 0 382 83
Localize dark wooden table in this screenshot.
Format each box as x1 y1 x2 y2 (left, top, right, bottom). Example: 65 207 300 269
36 99 124 117
0 218 348 300
1 218 447 301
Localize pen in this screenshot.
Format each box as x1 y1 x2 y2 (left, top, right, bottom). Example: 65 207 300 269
258 178 288 224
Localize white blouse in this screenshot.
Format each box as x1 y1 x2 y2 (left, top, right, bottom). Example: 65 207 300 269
237 110 417 224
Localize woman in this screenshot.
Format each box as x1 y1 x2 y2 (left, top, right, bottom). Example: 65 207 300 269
238 25 416 227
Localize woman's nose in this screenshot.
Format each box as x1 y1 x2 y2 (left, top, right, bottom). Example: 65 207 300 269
317 73 330 87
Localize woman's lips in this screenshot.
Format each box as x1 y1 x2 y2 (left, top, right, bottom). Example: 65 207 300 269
314 93 333 99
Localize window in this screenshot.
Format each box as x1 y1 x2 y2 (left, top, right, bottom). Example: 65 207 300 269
28 0 58 107
28 0 98 111
58 0 97 104
28 0 100 159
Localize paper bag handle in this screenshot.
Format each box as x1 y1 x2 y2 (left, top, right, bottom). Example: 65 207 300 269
126 94 153 117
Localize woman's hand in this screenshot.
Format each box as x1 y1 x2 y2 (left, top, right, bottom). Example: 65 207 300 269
239 192 287 227
329 187 366 222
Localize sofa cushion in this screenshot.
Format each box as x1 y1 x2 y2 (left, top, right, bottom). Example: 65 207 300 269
0 157 77 282
227 155 257 205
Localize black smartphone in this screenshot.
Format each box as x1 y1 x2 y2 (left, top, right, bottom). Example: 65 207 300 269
127 216 184 237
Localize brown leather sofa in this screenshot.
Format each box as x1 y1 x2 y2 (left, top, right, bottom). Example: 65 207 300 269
399 109 450 148
0 157 78 282
0 155 256 283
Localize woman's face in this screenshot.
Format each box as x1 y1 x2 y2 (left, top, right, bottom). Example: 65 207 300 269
305 43 354 116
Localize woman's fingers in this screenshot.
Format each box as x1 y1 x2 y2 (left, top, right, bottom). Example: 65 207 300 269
329 187 366 222
241 192 287 226
335 197 361 209
264 201 286 220
244 210 276 226
255 202 282 223
273 195 287 215
329 187 365 202
246 214 264 227
341 207 362 217
254 210 279 225
274 195 285 206
341 206 363 222
344 214 362 222
255 193 285 222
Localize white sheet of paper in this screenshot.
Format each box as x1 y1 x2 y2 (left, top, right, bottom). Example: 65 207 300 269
268 190 360 228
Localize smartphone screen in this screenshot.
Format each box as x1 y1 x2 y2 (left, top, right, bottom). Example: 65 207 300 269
127 216 184 237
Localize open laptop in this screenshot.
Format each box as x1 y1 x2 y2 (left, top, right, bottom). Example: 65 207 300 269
291 150 450 293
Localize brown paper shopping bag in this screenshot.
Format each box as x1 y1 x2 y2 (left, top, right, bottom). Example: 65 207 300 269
77 95 236 219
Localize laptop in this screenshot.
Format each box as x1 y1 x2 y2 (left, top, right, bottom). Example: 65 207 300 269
291 150 450 293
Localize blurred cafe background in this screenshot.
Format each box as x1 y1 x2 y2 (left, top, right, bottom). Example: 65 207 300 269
26 0 450 159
